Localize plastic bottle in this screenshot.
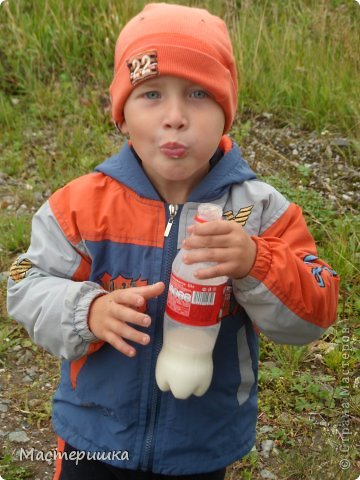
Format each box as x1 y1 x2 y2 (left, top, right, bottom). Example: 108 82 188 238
155 203 229 399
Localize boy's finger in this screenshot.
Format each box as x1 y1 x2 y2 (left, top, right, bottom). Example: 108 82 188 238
109 302 152 328
106 333 137 358
111 290 148 311
182 247 227 266
192 264 227 280
112 321 151 347
183 233 230 250
112 282 165 305
187 220 231 236
137 281 165 299
106 319 152 357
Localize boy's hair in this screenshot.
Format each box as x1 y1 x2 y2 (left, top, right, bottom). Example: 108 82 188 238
110 3 238 132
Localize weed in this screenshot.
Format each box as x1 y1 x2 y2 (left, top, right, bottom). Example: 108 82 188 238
0 449 32 479
268 344 309 374
291 373 342 412
0 213 32 271
323 347 343 372
0 324 15 366
0 315 33 366
277 436 356 480
227 450 259 480
233 119 252 145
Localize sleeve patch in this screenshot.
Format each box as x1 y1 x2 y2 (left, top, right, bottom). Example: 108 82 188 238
9 258 33 283
304 254 318 264
311 266 338 288
303 255 337 288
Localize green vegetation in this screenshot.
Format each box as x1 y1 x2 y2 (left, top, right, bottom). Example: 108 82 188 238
0 1 359 479
0 450 32 480
1 0 359 137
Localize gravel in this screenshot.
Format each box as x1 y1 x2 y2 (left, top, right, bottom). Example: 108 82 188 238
240 117 359 214
8 430 31 443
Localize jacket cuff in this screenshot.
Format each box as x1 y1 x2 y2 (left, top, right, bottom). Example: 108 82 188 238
73 284 107 342
233 236 272 292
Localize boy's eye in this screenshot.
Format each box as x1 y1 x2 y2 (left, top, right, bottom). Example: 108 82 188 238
144 91 160 100
190 90 209 99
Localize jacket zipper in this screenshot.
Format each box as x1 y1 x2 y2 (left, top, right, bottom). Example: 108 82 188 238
141 203 180 471
164 204 178 237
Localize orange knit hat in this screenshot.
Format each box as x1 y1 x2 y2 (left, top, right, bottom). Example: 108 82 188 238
109 3 238 133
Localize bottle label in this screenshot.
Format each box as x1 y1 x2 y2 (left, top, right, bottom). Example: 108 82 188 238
165 272 229 326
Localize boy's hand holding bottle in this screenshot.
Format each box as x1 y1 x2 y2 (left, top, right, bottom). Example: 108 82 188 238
182 220 257 280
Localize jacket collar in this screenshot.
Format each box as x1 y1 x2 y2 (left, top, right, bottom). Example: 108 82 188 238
95 136 256 202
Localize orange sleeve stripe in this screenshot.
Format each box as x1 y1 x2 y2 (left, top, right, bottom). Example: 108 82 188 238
69 341 105 390
249 204 317 282
262 203 317 253
71 253 92 281
49 174 165 248
250 204 339 328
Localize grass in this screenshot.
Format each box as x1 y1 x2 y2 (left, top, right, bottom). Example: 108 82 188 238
232 0 360 141
1 1 359 155
0 0 359 479
0 450 32 480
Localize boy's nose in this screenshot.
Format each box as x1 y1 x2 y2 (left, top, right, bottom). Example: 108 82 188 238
162 99 188 130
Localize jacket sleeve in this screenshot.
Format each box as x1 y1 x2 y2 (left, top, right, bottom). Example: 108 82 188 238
6 200 105 360
233 201 339 345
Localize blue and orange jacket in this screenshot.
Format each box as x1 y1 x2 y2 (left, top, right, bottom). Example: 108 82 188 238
7 137 339 475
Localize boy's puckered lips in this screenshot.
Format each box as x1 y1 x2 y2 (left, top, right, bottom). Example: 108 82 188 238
159 142 188 159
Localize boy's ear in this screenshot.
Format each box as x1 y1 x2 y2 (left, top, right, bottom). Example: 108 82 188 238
118 120 129 135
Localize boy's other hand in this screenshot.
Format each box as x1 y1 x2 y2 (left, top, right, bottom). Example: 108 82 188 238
88 282 165 358
182 221 256 280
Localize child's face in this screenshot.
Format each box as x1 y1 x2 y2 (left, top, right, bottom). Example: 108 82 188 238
120 76 225 204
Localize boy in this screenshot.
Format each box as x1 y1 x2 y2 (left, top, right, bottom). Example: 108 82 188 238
7 3 339 479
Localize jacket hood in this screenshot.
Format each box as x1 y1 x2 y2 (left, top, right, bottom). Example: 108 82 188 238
95 137 256 202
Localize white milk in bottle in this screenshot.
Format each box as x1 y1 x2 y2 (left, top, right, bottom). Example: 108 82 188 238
155 203 229 399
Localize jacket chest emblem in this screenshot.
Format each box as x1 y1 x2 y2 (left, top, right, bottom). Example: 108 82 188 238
99 272 148 292
224 205 254 226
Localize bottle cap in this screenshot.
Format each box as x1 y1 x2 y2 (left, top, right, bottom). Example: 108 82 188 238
195 203 223 223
